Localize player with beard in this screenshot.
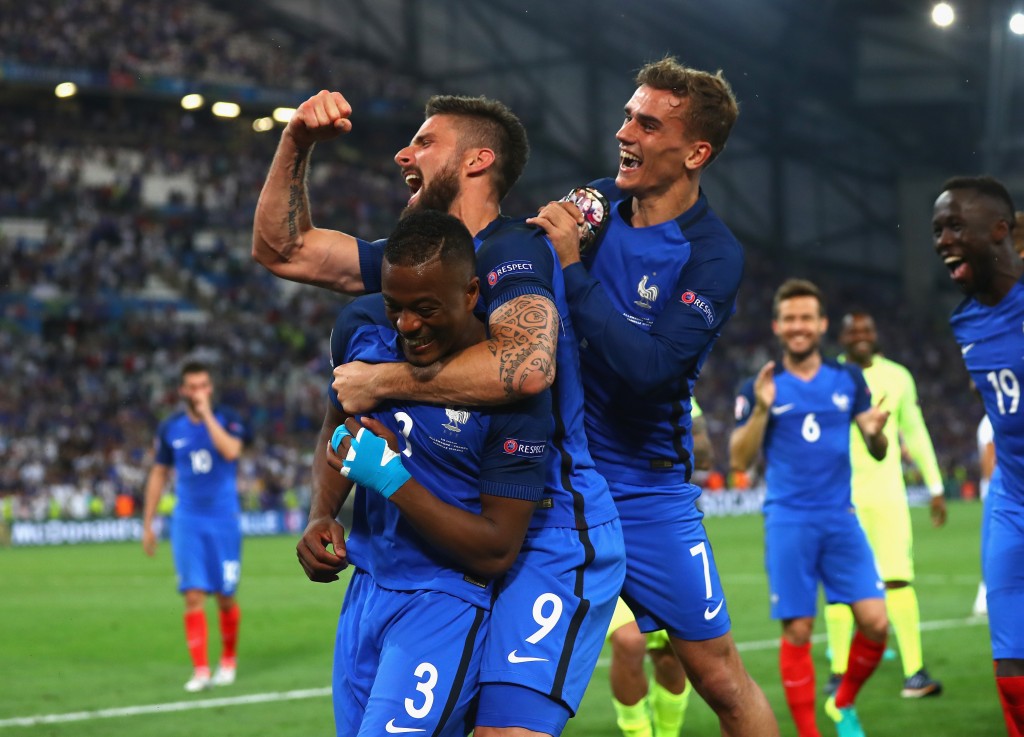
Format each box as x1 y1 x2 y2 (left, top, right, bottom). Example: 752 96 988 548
254 93 624 737
932 176 1024 736
730 279 890 737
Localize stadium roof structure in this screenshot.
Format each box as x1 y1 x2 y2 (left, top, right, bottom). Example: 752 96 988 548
264 0 1024 311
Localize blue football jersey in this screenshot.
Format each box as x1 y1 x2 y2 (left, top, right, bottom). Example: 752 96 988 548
735 360 871 515
155 408 249 517
329 295 551 609
357 217 620 531
951 275 1024 505
562 179 744 492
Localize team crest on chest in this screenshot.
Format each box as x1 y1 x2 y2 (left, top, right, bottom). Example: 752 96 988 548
831 392 850 412
634 275 659 309
443 408 470 433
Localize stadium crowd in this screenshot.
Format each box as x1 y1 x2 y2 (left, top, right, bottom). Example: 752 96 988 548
0 0 985 524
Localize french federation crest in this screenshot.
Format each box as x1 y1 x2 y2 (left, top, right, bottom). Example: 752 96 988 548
634 275 659 309
832 392 850 412
443 408 470 433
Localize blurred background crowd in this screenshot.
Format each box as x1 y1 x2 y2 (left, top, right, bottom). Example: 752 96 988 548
0 0 987 523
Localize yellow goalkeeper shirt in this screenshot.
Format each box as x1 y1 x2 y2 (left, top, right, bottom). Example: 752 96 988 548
846 355 944 505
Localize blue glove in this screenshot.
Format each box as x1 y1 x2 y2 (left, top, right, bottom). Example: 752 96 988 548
330 424 411 499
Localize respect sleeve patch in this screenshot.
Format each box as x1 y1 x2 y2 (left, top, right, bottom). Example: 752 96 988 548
680 290 716 326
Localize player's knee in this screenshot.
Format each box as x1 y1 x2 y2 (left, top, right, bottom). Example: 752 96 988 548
610 626 648 666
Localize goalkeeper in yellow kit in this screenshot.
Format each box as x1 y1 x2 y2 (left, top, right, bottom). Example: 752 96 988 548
823 311 947 699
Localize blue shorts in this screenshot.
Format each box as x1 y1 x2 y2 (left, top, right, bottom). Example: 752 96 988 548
983 497 1024 660
478 518 625 721
333 570 487 737
764 509 883 620
614 482 732 640
170 512 241 595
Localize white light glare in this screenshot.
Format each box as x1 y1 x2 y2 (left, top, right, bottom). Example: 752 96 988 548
252 117 274 133
211 101 241 118
181 93 204 110
932 3 955 27
1010 12 1024 35
272 107 296 123
55 82 78 98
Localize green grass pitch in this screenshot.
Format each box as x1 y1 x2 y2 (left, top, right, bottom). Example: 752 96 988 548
0 502 1003 736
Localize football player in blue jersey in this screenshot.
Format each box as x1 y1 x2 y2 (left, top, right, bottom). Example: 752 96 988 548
932 176 1024 736
730 278 890 737
527 57 778 736
297 210 551 737
258 94 625 737
142 361 250 692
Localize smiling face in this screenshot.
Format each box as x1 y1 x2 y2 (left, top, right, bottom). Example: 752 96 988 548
932 188 1010 297
394 114 464 217
773 295 827 362
381 256 480 367
614 85 706 199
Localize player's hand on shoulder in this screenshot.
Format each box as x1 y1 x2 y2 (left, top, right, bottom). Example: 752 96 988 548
332 360 384 415
296 516 348 583
527 200 583 268
287 90 353 149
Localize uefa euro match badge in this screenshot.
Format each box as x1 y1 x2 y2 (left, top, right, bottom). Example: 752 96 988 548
560 186 609 255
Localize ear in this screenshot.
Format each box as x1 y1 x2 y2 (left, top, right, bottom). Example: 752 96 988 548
820 316 830 334
993 218 1011 242
465 148 496 176
465 275 480 308
771 318 780 337
684 141 713 171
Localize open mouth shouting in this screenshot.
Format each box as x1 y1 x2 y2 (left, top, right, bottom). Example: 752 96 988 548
403 170 423 205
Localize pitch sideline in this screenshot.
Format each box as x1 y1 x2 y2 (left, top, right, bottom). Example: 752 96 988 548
0 616 988 728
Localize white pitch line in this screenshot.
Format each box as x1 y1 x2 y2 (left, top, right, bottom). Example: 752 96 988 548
0 617 987 729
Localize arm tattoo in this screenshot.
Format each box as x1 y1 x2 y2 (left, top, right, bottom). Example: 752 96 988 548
488 295 558 398
287 152 308 240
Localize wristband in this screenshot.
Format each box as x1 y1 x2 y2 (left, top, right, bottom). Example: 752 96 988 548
332 425 411 499
928 483 945 498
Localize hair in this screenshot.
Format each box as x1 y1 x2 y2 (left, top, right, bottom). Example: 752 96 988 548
424 95 529 201
772 278 825 318
384 209 476 279
636 56 739 166
941 176 1017 225
180 360 210 381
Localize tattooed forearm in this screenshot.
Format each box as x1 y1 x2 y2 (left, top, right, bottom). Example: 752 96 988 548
286 151 309 241
488 295 558 399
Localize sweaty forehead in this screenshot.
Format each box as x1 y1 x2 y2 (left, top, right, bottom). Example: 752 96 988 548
628 85 686 116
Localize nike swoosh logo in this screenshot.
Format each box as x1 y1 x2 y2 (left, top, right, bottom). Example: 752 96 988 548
704 599 724 620
507 649 548 664
385 719 425 734
770 403 795 416
961 343 975 356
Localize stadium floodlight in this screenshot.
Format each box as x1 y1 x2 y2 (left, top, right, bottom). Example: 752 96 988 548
54 82 78 98
211 101 241 118
252 117 274 133
272 107 296 123
181 93 204 110
931 2 955 27
1011 12 1024 35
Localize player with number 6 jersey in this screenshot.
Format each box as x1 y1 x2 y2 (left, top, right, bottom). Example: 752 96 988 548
730 278 889 737
932 176 1024 736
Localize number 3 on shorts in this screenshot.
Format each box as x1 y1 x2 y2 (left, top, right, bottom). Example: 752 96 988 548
404 662 438 718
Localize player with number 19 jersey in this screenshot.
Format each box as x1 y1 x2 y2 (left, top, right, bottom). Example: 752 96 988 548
735 361 883 619
357 219 625 733
951 274 1024 659
328 294 550 737
155 407 249 594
